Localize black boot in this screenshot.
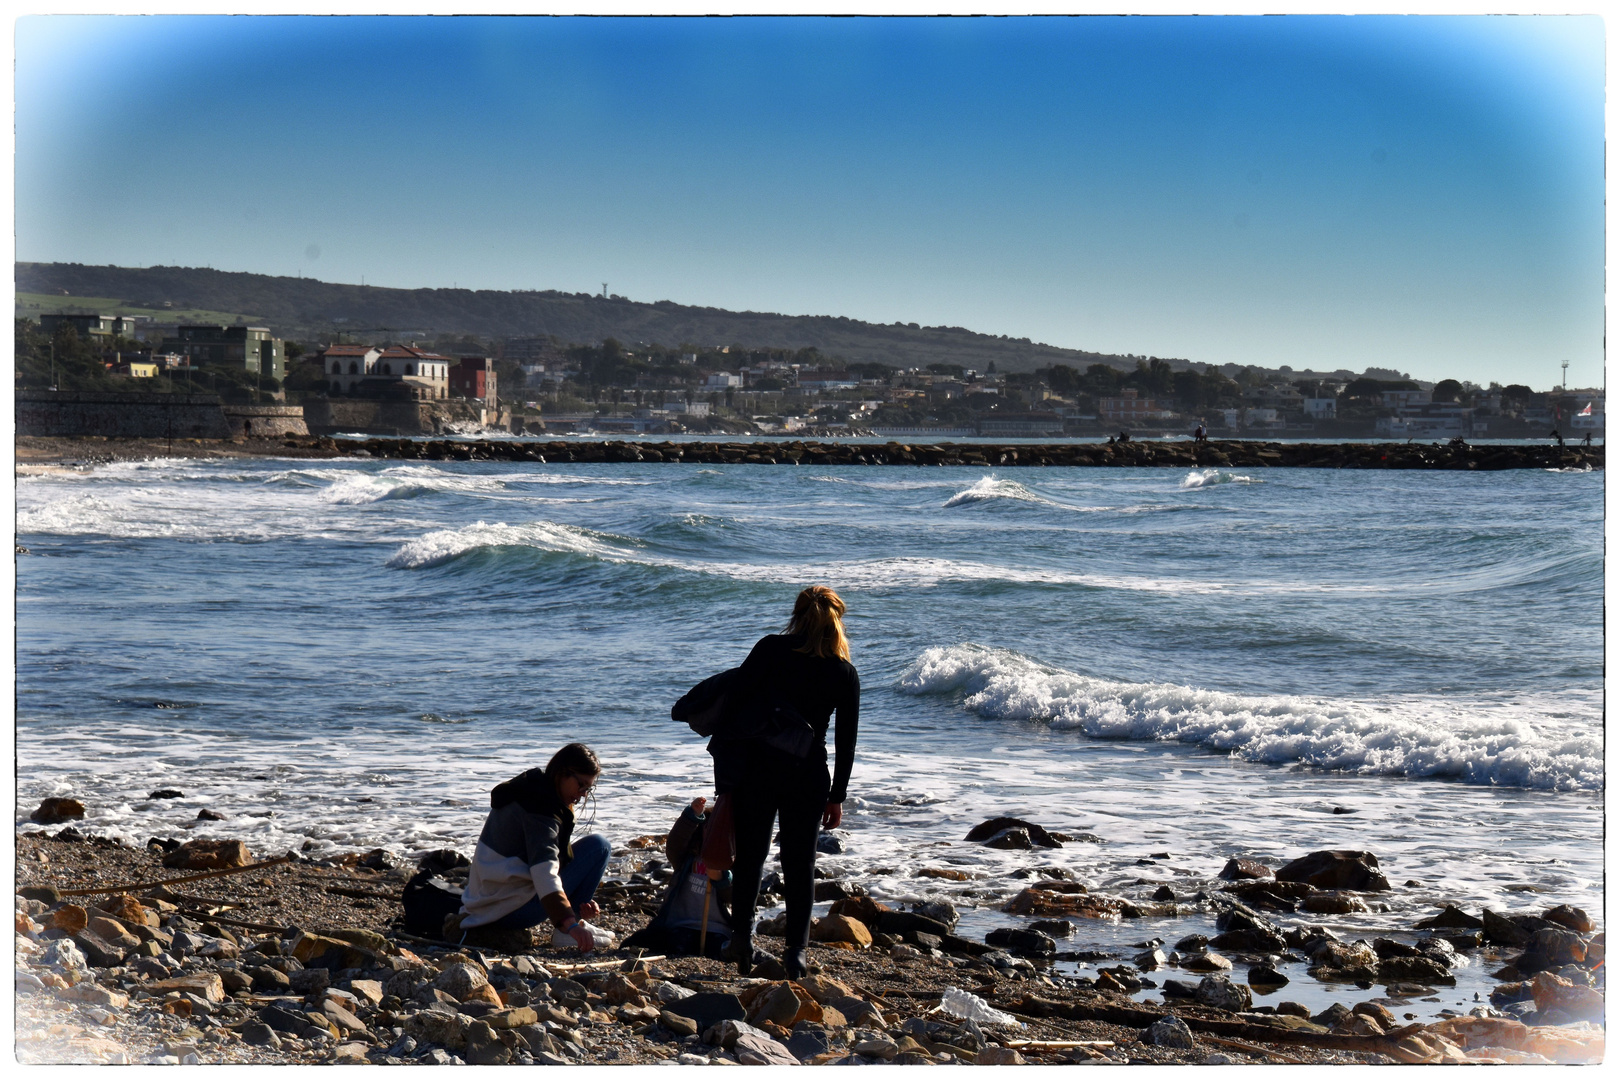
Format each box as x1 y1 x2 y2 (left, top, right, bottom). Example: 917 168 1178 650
782 947 808 980
721 934 753 977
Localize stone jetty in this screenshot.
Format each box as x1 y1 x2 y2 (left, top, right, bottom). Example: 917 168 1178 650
280 435 1603 470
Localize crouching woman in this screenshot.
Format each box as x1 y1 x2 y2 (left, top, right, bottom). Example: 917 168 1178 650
452 743 615 952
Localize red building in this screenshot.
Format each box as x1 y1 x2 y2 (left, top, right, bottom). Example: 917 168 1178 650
451 356 498 406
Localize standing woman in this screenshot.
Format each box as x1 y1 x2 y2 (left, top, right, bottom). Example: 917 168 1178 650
715 586 860 978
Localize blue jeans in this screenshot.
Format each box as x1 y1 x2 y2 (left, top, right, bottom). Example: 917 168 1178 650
487 832 611 931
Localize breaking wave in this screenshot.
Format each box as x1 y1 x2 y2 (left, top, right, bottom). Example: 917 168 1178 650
898 644 1601 791
943 475 1051 508
1180 469 1261 489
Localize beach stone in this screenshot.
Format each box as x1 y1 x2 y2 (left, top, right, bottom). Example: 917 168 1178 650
735 1029 799 1066
1211 927 1286 953
161 838 251 870
148 789 184 800
1195 975 1252 1012
1030 918 1075 938
1219 858 1273 881
462 1020 512 1065
1134 948 1167 971
827 895 889 928
86 916 141 951
976 1046 1025 1065
433 961 489 1001
810 914 872 948
1246 963 1288 989
911 899 960 930
1415 904 1483 930
786 1023 831 1061
323 999 367 1035
854 1033 899 1060
1515 928 1586 974
985 827 1033 849
1275 850 1391 892
70 928 128 967
404 1009 471 1050
964 816 1062 848
50 904 89 934
1541 905 1593 934
794 974 855 1005
97 894 156 928
1180 952 1233 973
666 991 746 1030
658 1010 699 1037
1302 892 1370 915
31 798 86 825
1153 885 1178 902
1481 909 1533 946
1144 1014 1196 1049
985 927 1056 955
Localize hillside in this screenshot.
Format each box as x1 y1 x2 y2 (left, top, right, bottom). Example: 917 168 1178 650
16 262 1172 375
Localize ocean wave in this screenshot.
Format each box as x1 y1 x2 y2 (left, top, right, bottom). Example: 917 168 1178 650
320 468 511 505
1180 469 1261 489
898 644 1602 791
943 475 1052 508
384 520 637 569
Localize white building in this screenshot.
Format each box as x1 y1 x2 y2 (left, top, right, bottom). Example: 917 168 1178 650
1303 398 1337 419
704 372 742 389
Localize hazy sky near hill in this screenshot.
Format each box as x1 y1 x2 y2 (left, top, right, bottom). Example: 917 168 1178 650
15 15 1604 387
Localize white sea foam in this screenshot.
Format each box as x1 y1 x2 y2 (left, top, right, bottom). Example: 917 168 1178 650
898 644 1602 791
384 520 634 569
943 474 1051 508
320 467 510 505
1180 468 1261 489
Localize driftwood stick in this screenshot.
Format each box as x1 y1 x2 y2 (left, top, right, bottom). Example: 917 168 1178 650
173 908 292 935
51 855 295 897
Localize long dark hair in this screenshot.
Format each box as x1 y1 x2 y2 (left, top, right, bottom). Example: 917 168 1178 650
544 742 600 785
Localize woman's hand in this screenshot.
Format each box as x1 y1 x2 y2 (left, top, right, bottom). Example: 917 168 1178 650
689 796 707 816
822 802 843 829
577 900 601 921
567 922 596 953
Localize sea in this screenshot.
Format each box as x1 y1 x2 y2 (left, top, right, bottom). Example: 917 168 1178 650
14 448 1603 1021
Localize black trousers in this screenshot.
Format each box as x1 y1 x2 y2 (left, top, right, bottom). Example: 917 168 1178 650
728 760 829 954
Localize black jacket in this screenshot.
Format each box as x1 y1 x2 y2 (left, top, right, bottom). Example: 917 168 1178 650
712 633 860 802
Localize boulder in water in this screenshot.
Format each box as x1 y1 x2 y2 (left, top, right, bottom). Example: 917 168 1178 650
31 798 85 825
1275 850 1391 892
1218 857 1273 881
964 816 1063 848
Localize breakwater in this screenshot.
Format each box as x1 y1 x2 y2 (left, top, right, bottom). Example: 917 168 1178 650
290 436 1601 470
16 392 307 439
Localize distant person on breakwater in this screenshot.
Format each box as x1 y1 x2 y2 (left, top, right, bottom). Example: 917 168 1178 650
1117 430 1132 443
711 586 860 978
1551 428 1566 449
448 743 616 953
1582 432 1593 447
1194 423 1207 443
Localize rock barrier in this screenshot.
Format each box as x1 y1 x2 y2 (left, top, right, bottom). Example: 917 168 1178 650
282 436 1602 470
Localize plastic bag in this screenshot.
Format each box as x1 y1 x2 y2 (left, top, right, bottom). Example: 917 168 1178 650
940 986 1023 1027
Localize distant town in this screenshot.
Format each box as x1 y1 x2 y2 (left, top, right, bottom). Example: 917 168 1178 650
14 309 1603 441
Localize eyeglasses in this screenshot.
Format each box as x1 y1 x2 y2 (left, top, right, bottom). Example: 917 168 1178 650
571 774 598 797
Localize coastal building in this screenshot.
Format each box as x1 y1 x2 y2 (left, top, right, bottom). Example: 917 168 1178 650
668 400 711 417
113 360 158 378
161 325 286 381
1374 403 1482 439
1303 397 1337 419
321 343 450 400
450 356 498 406
1380 389 1431 408
796 370 861 392
1098 389 1174 424
704 372 743 389
40 312 140 341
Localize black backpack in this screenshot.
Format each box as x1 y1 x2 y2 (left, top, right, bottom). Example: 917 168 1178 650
401 849 470 937
675 667 819 759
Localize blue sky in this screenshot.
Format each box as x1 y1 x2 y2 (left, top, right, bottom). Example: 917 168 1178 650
15 15 1604 388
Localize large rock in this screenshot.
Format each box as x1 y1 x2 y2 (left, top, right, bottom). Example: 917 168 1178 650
432 962 490 1001
1529 971 1605 1021
161 838 251 871
1210 927 1286 953
985 927 1057 955
50 904 89 934
1275 851 1390 892
404 1009 470 1050
1515 928 1587 974
809 914 872 948
1218 858 1273 881
1376 955 1455 985
149 973 226 1003
1195 976 1252 1012
746 982 820 1028
70 928 128 967
31 798 86 824
1541 905 1594 934
1415 905 1483 930
664 991 746 1030
1481 909 1533 946
964 816 1063 849
1144 1015 1196 1049
827 896 890 928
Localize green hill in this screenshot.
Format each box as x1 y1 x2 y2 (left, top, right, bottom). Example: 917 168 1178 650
16 262 1174 374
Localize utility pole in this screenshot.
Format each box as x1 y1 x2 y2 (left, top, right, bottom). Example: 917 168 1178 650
1561 359 1570 392
49 342 56 391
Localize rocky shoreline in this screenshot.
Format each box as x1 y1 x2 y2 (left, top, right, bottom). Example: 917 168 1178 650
15 433 1603 470
14 812 1605 1067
